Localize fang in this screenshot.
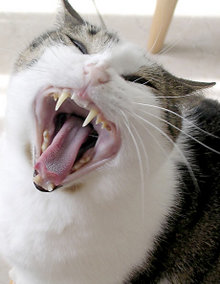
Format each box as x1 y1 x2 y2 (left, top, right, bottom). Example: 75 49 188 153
55 91 70 111
82 108 98 127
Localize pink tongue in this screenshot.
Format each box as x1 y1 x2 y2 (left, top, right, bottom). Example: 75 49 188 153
35 116 91 186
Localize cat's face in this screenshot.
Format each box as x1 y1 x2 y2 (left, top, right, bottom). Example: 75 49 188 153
6 0 213 193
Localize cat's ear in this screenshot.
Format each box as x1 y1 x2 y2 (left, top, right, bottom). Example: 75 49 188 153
176 77 215 94
160 70 216 97
138 66 215 97
60 0 84 26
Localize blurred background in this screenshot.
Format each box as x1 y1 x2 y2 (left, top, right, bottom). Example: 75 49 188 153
0 0 220 118
0 0 219 281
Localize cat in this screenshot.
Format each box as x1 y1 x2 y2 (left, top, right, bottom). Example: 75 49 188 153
0 0 219 283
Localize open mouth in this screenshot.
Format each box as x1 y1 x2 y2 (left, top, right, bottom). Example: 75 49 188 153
33 87 120 192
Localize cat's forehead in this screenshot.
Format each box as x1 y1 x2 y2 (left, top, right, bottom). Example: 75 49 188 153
15 23 118 72
62 23 118 53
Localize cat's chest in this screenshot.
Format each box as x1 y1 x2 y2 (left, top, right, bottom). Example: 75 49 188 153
0 140 179 284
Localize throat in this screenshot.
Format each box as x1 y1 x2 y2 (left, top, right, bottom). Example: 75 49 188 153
75 129 98 162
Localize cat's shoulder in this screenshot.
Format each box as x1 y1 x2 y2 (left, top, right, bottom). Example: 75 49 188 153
192 98 220 135
181 97 220 186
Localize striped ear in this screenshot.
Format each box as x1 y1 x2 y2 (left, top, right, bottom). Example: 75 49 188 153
175 77 216 94
61 0 84 26
161 70 216 97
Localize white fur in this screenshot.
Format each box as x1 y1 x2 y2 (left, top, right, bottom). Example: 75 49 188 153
0 42 181 284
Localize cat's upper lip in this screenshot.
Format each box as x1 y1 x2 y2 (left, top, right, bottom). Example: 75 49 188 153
33 86 120 192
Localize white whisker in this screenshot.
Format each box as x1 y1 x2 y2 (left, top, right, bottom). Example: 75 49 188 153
137 117 168 159
120 110 146 220
130 121 150 175
139 109 220 155
155 93 200 99
132 112 200 192
134 102 218 139
159 17 194 55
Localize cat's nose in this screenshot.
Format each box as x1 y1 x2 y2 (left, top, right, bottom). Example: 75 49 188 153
83 62 110 86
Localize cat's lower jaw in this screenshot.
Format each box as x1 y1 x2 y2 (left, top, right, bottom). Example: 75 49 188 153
1 145 178 284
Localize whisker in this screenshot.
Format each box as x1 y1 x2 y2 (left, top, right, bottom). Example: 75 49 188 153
125 75 160 88
89 134 99 138
92 0 107 29
148 21 164 54
139 109 220 155
137 117 168 158
159 17 194 55
120 110 146 220
130 121 150 174
134 102 219 139
132 112 200 192
155 93 201 99
27 66 48 74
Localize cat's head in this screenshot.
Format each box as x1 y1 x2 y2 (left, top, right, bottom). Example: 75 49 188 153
6 0 214 194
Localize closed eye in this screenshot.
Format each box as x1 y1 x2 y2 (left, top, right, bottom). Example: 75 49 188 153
123 75 156 90
66 35 88 54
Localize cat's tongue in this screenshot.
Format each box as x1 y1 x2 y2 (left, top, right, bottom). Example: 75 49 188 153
35 116 91 186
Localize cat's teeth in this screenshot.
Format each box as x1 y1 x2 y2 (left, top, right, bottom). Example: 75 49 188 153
101 121 107 129
47 183 55 192
101 122 111 131
95 114 111 131
52 93 59 101
33 174 42 184
82 108 98 127
72 156 91 172
33 175 54 192
41 130 50 152
106 124 111 131
95 115 102 125
55 91 70 111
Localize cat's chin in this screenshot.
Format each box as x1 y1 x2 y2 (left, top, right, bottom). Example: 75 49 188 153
33 86 121 192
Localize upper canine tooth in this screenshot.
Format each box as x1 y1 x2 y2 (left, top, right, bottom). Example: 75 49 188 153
55 91 70 111
82 108 98 127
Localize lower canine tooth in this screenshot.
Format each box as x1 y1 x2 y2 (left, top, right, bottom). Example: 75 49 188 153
33 174 42 185
47 183 55 192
